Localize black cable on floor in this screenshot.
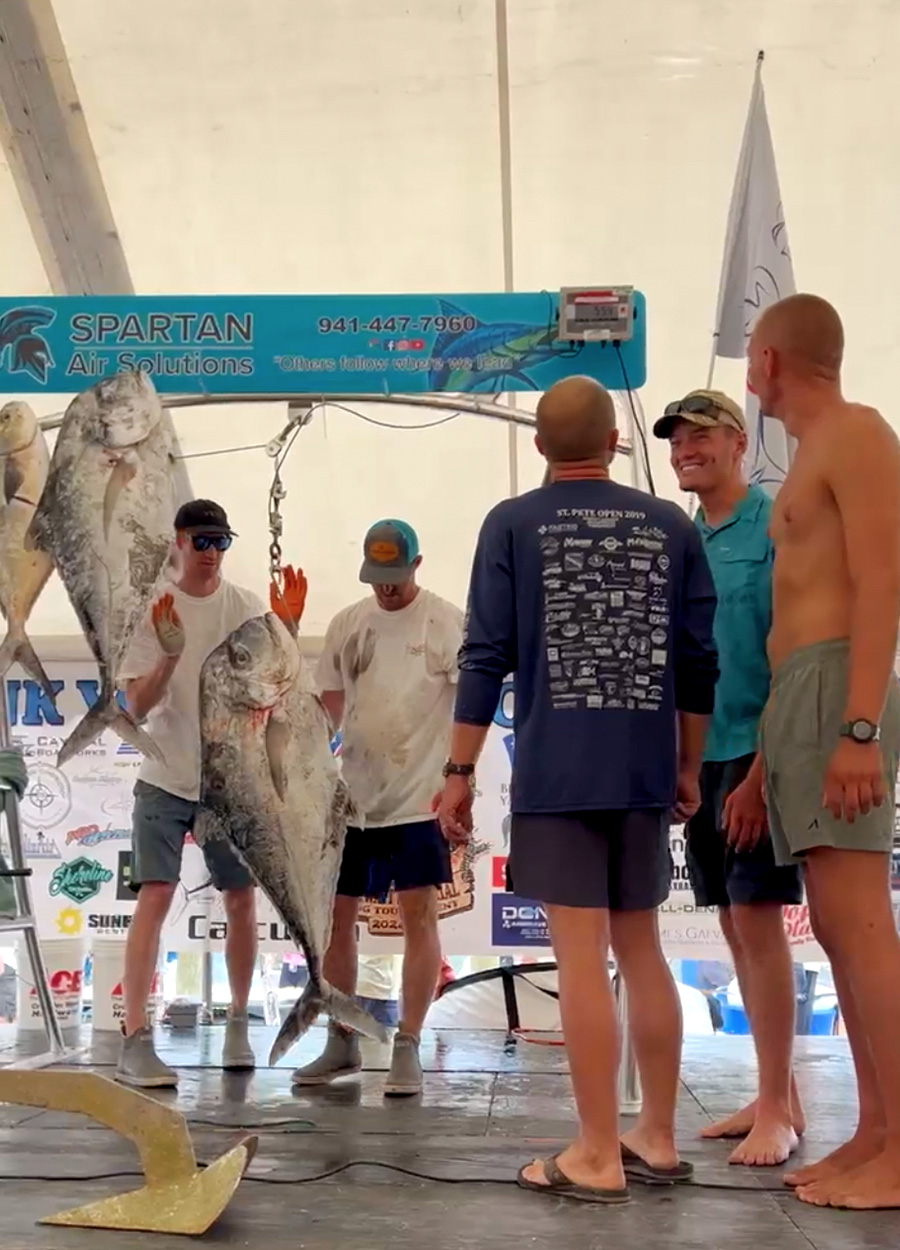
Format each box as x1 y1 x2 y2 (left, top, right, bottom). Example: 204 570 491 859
0 1161 795 1193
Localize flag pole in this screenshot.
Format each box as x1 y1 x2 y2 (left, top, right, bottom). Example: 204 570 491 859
706 50 766 392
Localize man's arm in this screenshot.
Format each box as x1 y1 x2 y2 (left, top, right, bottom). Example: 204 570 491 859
119 594 184 721
314 614 346 733
827 409 900 726
675 525 719 776
124 657 180 722
450 510 517 767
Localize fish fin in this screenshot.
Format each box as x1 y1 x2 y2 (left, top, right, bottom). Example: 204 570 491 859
3 457 23 507
321 982 389 1043
0 628 57 708
265 709 291 802
24 505 47 553
102 450 139 541
267 982 324 1064
267 979 388 1065
56 699 165 769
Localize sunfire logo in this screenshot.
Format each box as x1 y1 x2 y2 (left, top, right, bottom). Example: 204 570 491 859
0 306 56 383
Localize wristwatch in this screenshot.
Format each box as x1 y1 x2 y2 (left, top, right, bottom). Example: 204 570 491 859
442 761 475 779
839 718 880 744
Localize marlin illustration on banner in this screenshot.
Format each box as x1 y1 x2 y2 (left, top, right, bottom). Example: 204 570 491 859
427 300 582 392
0 307 56 384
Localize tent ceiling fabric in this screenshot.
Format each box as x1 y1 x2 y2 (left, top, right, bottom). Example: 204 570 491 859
1 0 898 639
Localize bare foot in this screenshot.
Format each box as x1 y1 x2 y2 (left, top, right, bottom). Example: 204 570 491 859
796 1151 900 1209
520 1141 626 1192
701 1102 758 1140
783 1132 885 1188
728 1120 798 1167
701 1092 806 1141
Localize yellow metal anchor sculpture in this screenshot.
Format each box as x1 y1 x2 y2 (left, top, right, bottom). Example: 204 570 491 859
0 1069 258 1235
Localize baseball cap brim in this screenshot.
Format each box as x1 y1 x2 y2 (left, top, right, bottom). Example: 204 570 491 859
653 411 728 440
182 523 237 536
359 560 412 585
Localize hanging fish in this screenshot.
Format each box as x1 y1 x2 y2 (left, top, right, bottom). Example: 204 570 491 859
0 402 56 704
27 370 178 767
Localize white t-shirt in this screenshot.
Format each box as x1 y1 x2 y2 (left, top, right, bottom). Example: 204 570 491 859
118 578 266 802
316 588 464 828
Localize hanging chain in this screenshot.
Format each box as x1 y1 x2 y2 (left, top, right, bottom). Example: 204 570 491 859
268 458 287 589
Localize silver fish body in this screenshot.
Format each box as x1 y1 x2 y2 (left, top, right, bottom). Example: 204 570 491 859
0 402 55 702
27 371 177 767
196 612 387 1064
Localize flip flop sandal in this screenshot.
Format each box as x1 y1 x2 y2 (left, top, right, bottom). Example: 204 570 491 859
621 1143 694 1185
516 1154 631 1205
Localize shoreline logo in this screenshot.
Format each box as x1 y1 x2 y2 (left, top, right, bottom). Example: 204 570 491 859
49 856 113 905
0 306 56 383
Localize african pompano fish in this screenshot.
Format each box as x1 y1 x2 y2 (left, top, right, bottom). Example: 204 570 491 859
27 371 177 768
0 402 56 703
195 613 388 1064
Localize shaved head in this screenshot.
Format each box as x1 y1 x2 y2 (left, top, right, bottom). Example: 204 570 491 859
753 293 844 377
536 376 617 465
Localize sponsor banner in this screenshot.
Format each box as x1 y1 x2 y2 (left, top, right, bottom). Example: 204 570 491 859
4 664 867 962
492 894 550 947
0 292 647 395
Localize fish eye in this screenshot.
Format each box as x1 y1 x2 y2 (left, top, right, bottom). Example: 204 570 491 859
232 644 251 667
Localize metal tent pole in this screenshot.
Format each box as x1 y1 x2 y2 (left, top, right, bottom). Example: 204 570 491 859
0 680 72 1066
614 971 641 1114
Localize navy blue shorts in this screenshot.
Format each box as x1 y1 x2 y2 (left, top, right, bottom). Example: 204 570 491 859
685 755 804 908
336 820 452 901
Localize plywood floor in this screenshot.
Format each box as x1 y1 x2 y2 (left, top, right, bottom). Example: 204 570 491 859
0 1024 895 1250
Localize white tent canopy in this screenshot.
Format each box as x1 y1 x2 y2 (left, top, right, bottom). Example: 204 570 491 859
1 0 897 641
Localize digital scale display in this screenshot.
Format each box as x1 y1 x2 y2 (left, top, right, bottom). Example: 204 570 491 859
558 286 634 343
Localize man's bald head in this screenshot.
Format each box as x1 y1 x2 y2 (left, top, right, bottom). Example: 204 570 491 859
535 376 618 466
752 293 844 378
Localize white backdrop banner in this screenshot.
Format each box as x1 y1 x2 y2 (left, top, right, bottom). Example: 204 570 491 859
0 664 845 963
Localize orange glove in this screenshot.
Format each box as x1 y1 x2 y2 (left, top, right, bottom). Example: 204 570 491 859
270 564 308 629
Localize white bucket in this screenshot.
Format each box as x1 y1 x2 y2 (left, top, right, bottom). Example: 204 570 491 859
90 938 163 1032
15 937 85 1031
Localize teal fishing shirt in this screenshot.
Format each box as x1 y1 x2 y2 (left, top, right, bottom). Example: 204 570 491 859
695 485 773 763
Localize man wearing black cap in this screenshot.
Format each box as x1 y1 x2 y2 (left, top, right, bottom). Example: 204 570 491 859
292 519 464 1097
114 499 266 1089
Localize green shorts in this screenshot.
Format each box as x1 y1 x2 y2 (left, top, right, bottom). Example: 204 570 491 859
760 638 900 865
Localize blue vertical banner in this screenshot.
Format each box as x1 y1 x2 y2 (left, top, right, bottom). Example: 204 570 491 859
0 291 646 395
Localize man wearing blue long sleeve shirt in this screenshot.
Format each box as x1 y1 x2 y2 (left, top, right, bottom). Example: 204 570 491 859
436 376 719 1204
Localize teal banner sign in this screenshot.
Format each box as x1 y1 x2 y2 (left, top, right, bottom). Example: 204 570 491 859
0 291 646 395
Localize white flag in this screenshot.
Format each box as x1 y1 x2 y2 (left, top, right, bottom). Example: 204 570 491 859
710 52 796 496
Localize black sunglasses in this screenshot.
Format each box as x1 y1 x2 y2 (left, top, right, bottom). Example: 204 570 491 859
662 395 723 420
191 533 232 552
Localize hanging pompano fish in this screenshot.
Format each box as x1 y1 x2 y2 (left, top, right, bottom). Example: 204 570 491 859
0 402 56 704
195 612 388 1064
27 371 177 768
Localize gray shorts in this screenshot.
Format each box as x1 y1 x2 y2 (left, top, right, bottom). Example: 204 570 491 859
508 809 672 910
760 638 900 864
130 780 253 893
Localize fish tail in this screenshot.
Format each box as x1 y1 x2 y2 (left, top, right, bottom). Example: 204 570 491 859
56 696 165 770
322 982 390 1043
0 626 57 709
266 978 388 1066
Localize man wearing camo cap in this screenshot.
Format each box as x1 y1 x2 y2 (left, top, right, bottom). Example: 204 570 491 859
656 389 804 1168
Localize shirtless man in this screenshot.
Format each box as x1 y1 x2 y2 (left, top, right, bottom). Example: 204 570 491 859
748 293 900 1209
